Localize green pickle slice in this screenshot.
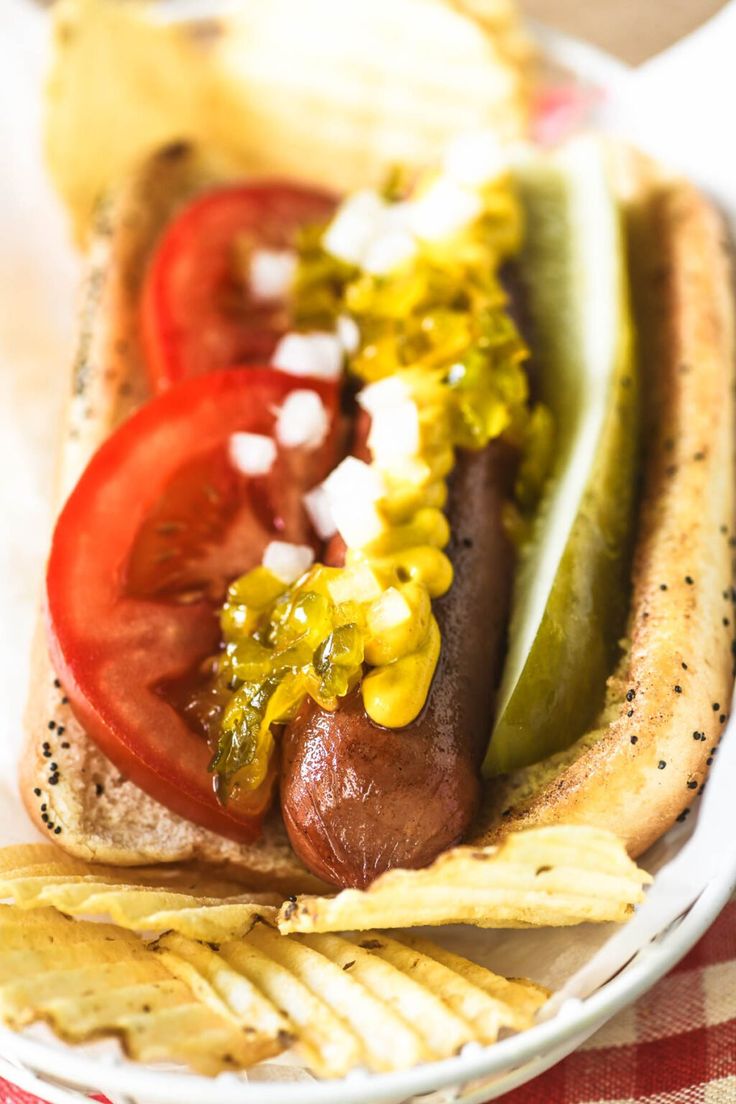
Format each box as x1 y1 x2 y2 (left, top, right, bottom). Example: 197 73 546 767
483 139 639 776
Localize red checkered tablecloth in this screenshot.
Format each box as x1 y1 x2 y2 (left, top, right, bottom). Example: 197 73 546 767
2 901 734 1104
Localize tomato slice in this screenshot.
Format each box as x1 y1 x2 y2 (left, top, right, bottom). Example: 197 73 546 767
47 368 341 841
141 183 335 392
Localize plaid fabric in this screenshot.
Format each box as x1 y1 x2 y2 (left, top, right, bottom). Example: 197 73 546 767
2 902 735 1104
502 901 736 1104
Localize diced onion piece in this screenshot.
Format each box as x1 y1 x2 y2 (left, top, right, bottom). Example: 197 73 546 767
302 484 337 540
275 390 329 451
385 455 434 487
323 189 388 266
323 456 385 503
336 314 361 355
367 586 412 635
443 130 509 188
322 456 386 549
368 399 421 463
262 541 315 584
362 229 417 275
327 563 384 605
357 376 411 416
249 248 297 301
407 177 482 241
272 332 344 380
228 432 277 475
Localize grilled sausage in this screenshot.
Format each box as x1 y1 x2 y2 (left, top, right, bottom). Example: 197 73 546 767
280 440 515 887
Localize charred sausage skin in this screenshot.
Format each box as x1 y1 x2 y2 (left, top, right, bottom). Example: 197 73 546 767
280 441 515 888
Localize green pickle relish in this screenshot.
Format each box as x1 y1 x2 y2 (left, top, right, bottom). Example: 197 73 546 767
204 168 552 797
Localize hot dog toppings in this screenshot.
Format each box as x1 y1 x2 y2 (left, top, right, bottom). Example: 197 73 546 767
203 144 552 798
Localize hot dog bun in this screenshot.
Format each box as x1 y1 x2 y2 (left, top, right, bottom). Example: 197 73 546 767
21 141 734 888
472 152 736 856
21 144 330 893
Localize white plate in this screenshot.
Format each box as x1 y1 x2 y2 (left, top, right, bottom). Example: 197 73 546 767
0 8 734 1104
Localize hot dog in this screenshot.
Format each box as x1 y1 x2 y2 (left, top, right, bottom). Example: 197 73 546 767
22 137 735 898
282 442 515 887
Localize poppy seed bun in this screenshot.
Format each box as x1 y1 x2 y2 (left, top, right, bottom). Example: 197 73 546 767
21 144 329 893
472 153 735 856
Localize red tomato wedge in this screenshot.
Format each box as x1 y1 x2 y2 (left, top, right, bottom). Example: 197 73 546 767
47 368 341 842
141 182 335 392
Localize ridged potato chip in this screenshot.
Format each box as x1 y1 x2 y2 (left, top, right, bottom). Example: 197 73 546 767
0 844 278 939
152 921 548 1077
0 894 547 1077
0 843 256 897
152 931 293 1043
0 905 280 1074
47 0 534 238
346 930 545 1034
278 826 651 933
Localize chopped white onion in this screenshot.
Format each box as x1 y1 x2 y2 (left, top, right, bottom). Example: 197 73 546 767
322 456 386 549
228 432 277 476
323 456 385 505
336 314 361 355
275 390 329 451
357 376 411 416
262 540 315 584
362 229 417 275
443 130 508 188
407 177 482 241
248 248 297 301
272 332 344 381
385 455 433 487
324 191 418 275
302 484 337 540
367 587 412 634
323 190 388 266
368 399 421 463
328 563 384 605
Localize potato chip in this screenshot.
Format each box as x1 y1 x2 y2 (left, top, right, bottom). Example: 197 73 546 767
296 931 474 1058
0 845 81 873
47 0 533 239
242 923 429 1072
0 900 549 1077
0 905 280 1074
344 930 547 1035
0 843 257 898
0 845 279 939
172 930 364 1077
153 931 292 1043
391 933 549 1024
2 881 276 940
278 826 651 933
150 920 549 1075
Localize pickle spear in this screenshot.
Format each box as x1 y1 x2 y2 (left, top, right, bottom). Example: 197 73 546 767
484 139 639 776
